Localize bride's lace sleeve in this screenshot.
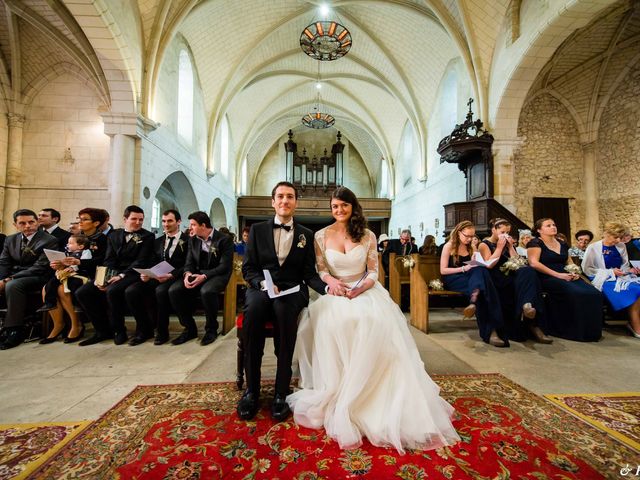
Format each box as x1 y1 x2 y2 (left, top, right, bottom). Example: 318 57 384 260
314 229 331 281
365 230 378 282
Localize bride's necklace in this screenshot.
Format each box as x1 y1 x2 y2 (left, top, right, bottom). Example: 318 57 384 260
331 226 349 240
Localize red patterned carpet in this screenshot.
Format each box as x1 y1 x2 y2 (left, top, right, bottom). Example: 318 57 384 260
28 374 638 479
545 392 640 452
0 421 89 480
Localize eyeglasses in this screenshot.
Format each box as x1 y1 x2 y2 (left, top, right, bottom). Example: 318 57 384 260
78 217 93 223
459 231 475 239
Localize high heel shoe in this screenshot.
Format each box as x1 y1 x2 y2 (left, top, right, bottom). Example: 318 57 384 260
626 323 640 339
39 329 64 345
529 324 553 344
64 326 85 344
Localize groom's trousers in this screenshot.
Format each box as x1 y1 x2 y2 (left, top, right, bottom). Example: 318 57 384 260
243 287 308 395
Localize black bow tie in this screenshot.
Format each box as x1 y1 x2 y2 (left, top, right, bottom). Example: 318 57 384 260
273 223 292 232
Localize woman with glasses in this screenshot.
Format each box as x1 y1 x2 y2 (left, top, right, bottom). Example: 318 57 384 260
440 220 507 347
582 222 640 339
478 219 551 343
527 218 602 342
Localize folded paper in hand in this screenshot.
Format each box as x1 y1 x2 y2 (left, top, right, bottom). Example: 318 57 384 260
133 261 175 279
44 248 67 262
263 269 300 298
631 260 640 269
464 252 498 268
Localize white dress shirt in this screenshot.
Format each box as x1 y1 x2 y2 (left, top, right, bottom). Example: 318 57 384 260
274 217 294 266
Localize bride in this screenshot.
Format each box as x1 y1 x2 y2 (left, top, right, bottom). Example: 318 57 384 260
286 187 460 454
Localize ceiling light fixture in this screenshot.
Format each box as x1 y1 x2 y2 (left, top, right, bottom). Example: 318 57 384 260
300 20 352 61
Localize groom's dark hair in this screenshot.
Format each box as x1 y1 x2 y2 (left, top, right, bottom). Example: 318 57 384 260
271 181 298 199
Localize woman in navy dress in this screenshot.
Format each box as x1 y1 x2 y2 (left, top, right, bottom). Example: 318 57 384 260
440 220 506 347
527 218 603 342
582 222 640 339
479 218 551 343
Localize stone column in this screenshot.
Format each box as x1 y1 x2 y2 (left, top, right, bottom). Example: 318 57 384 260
492 138 523 213
2 113 25 230
581 141 599 233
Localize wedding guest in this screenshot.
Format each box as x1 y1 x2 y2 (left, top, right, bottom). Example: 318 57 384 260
125 209 189 345
516 229 532 257
440 220 507 347
582 222 640 339
68 220 81 235
0 209 57 350
377 233 389 253
235 227 250 255
622 231 640 262
168 211 234 346
38 208 71 251
419 235 438 256
76 205 155 346
527 218 603 342
98 210 114 236
382 229 418 299
479 219 551 343
471 235 480 251
568 229 594 262
39 234 92 344
287 187 459 452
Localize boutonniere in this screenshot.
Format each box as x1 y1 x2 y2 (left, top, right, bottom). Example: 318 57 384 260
297 234 307 249
178 238 185 250
208 244 218 258
131 233 142 244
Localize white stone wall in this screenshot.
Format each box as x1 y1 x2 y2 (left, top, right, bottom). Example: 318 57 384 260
597 62 640 234
19 73 111 227
0 112 7 230
513 93 585 231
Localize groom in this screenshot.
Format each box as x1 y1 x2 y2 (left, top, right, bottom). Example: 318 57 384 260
238 181 326 421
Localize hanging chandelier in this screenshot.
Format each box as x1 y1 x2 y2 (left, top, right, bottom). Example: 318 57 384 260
302 107 335 129
300 20 352 61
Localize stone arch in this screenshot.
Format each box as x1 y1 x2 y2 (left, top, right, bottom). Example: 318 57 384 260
209 198 227 228
154 171 199 221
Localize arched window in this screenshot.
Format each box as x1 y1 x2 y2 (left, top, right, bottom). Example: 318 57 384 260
379 160 389 197
220 116 230 178
440 70 458 139
177 50 194 144
240 158 248 195
151 198 161 231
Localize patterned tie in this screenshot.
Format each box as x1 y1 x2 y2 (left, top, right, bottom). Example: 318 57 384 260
20 235 28 252
164 236 175 260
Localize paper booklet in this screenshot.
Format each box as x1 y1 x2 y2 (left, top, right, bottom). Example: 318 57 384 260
133 261 175 279
631 260 640 269
464 252 499 268
263 269 300 298
43 248 67 262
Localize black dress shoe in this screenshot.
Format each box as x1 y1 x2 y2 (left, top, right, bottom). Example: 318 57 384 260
171 329 197 345
271 393 291 422
39 336 58 345
200 331 218 346
113 331 128 345
79 333 110 347
64 326 85 344
36 303 56 313
154 333 169 345
237 391 260 420
0 329 25 350
128 335 150 346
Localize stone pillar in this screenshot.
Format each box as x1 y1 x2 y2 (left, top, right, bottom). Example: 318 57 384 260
109 133 136 219
492 138 523 213
581 141 599 233
2 113 25 230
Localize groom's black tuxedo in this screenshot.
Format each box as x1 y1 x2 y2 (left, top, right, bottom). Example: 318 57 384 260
242 218 325 396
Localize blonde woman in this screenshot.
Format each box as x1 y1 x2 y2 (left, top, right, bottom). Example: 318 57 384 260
582 222 640 339
440 220 506 347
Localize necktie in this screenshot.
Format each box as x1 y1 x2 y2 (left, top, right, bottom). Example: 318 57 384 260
20 235 28 252
273 223 291 232
164 236 175 260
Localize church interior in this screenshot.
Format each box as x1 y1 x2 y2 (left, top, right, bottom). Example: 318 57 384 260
0 0 639 477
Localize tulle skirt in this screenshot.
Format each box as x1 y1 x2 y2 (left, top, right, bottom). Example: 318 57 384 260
287 281 460 454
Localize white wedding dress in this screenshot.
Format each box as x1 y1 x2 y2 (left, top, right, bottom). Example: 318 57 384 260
287 228 460 454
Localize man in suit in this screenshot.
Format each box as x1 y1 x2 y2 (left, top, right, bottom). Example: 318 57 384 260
125 209 189 346
237 181 326 422
76 205 155 346
0 209 58 350
38 208 71 251
168 211 233 346
382 229 418 307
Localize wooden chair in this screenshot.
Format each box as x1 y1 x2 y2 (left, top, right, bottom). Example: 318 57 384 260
388 253 411 305
409 254 464 333
223 254 246 334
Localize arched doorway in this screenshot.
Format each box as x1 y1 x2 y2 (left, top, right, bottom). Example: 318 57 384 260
152 172 199 233
209 198 227 229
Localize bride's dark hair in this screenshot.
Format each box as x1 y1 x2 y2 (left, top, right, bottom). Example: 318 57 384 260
330 186 368 242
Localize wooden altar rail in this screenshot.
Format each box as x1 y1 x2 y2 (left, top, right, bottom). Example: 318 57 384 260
409 254 463 333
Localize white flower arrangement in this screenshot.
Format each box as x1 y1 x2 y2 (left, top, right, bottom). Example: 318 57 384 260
428 279 444 291
396 255 415 269
297 234 307 248
499 256 528 275
564 264 582 275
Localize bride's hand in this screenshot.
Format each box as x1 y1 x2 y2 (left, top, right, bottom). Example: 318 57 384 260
345 279 373 299
326 276 348 296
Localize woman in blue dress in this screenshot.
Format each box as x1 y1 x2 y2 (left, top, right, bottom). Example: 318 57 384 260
440 220 506 347
479 218 551 343
582 222 640 339
527 218 603 342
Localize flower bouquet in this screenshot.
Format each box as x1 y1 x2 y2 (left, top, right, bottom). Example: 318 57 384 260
499 256 527 275
564 264 582 275
395 255 415 269
428 279 444 291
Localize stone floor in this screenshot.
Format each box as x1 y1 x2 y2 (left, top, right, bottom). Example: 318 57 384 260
0 308 638 424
